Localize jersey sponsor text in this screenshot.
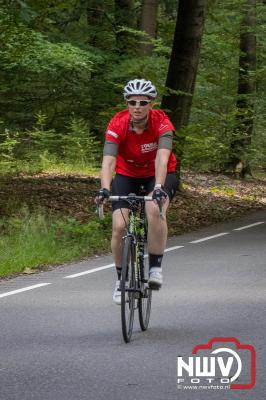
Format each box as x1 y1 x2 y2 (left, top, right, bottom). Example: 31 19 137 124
141 142 158 153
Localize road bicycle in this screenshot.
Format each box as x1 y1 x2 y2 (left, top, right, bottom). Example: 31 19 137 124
97 192 163 343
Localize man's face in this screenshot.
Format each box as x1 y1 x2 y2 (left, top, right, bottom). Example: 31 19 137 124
126 95 153 122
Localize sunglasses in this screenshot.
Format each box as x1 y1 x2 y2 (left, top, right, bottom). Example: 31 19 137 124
127 99 151 107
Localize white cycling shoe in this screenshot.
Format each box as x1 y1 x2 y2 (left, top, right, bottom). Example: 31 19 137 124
148 267 163 290
113 280 121 305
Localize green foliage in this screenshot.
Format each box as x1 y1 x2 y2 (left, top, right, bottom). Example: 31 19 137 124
1 24 93 73
0 113 102 173
63 118 102 167
181 0 266 171
0 128 19 171
0 0 265 174
182 126 230 171
254 0 266 169
0 5 97 130
0 208 112 277
26 113 61 156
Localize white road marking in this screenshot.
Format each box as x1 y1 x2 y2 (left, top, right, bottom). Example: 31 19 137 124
233 221 265 231
64 263 115 278
0 220 264 297
189 232 230 244
64 245 185 278
0 283 51 299
164 245 184 252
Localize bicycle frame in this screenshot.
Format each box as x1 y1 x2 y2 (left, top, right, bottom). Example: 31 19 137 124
127 203 147 284
112 195 151 281
96 194 156 342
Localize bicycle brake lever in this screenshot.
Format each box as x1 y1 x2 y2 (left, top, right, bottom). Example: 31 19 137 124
157 200 165 220
159 209 165 220
96 203 104 219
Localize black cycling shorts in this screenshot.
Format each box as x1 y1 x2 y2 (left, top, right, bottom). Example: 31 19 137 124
111 173 178 212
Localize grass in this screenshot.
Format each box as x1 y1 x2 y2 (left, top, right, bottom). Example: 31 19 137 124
38 161 100 177
0 158 100 177
0 210 112 278
210 186 237 196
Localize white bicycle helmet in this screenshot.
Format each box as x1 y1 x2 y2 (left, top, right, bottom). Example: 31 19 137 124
123 79 157 99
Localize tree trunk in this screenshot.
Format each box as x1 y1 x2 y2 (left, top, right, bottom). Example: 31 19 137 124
114 0 135 55
228 0 256 178
161 0 206 162
140 0 158 55
86 0 105 48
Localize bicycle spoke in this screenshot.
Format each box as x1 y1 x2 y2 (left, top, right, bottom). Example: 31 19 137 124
138 243 152 331
121 236 136 343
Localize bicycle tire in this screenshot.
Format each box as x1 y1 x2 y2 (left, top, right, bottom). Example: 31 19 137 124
121 236 136 343
138 244 152 331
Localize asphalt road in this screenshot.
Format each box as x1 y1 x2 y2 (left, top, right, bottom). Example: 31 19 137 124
0 210 265 400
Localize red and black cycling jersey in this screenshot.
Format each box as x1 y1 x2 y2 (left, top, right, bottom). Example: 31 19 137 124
105 109 177 178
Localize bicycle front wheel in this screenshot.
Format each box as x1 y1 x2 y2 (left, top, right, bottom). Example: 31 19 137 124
138 248 152 331
121 236 136 343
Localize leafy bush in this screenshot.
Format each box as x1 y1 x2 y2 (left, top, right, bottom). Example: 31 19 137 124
0 128 19 171
63 118 102 168
0 114 102 173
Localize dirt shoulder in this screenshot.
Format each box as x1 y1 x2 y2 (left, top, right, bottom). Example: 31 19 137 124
0 171 265 236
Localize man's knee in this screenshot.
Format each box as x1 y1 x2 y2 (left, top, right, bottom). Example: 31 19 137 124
112 221 126 237
112 209 128 237
146 202 160 222
146 200 169 222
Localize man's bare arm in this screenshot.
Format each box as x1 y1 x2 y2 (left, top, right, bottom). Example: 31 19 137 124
100 155 116 190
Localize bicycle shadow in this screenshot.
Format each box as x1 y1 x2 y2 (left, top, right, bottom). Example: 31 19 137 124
128 325 195 346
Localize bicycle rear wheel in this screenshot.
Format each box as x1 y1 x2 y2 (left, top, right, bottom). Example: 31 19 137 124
121 236 136 343
138 245 152 331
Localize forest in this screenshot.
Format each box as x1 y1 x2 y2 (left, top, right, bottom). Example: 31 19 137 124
1 0 265 175
0 0 265 276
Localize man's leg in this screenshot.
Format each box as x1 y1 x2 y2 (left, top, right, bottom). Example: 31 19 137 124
111 208 129 305
146 198 169 254
144 172 178 289
145 198 169 289
111 208 129 276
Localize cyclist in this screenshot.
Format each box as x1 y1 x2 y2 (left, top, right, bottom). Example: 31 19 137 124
96 79 178 305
